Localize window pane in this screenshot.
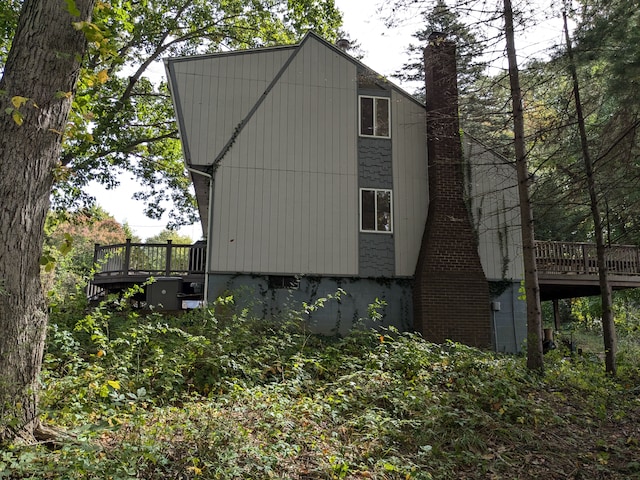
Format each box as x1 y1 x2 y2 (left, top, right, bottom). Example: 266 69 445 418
361 189 376 230
376 190 392 231
360 97 374 136
375 98 389 137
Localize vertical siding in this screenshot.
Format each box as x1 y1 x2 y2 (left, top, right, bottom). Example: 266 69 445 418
464 137 524 280
210 36 359 275
391 91 429 276
169 48 294 166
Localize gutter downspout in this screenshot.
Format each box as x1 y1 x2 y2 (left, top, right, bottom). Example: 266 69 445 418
165 60 215 307
186 166 213 307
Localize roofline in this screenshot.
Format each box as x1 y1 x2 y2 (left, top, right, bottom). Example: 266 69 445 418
463 132 516 169
163 31 425 108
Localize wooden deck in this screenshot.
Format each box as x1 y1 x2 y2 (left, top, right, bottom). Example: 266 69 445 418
535 241 640 300
89 240 206 300
88 239 640 302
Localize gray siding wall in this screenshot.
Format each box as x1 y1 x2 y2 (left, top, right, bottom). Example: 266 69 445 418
391 91 429 276
169 36 429 280
464 136 524 281
168 48 294 166
208 36 359 275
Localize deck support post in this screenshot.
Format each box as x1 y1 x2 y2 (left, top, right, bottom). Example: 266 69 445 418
553 298 561 331
123 239 132 276
165 240 173 276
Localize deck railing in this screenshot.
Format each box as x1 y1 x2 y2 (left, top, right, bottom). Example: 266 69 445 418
93 239 206 278
92 239 640 280
535 241 640 276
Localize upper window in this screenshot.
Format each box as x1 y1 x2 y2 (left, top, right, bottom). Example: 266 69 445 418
359 96 390 138
360 188 393 233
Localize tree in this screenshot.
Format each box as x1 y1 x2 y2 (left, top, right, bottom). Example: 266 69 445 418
562 11 616 374
394 0 486 101
393 0 519 158
0 0 19 61
386 0 544 369
503 0 543 370
0 1 343 227
0 0 97 442
48 0 343 227
526 2 639 373
145 229 195 245
0 1 342 441
529 0 640 247
42 207 129 303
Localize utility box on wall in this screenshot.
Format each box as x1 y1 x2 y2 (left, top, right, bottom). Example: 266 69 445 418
146 277 182 310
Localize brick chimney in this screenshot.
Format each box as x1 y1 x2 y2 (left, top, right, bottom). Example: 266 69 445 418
413 33 491 348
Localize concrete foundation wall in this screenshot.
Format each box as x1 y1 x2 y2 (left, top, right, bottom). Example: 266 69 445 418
207 274 413 336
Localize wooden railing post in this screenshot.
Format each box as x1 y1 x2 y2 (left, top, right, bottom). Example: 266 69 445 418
93 243 100 271
165 239 173 276
124 239 132 276
581 243 588 273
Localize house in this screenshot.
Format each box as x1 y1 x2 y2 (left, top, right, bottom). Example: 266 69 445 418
164 32 527 352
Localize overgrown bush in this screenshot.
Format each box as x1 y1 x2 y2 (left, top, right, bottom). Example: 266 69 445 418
2 293 638 479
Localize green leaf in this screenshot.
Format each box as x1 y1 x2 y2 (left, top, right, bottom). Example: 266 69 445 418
383 463 397 472
58 233 74 256
11 109 23 126
11 95 28 109
40 254 54 266
65 0 81 17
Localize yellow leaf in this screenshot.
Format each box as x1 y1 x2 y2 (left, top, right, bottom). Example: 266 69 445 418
107 380 120 390
97 349 106 357
11 95 28 109
97 69 109 84
12 110 23 126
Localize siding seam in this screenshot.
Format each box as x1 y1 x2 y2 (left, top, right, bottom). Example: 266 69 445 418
211 40 306 171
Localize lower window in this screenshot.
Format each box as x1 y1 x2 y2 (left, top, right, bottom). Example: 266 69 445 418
268 275 299 289
360 188 393 233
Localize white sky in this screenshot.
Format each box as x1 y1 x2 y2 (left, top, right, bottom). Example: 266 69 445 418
91 0 567 242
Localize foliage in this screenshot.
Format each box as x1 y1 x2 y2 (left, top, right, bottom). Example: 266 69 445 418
526 1 640 245
393 0 486 100
41 0 343 227
41 207 130 303
2 295 638 478
0 0 19 64
562 290 640 339
144 228 194 244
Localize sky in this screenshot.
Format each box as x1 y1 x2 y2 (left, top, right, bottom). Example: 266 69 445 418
91 0 566 242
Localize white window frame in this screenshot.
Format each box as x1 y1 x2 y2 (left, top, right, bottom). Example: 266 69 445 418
359 188 393 234
358 95 391 139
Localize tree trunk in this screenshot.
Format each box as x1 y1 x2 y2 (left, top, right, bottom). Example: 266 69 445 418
563 12 617 375
503 0 544 371
0 0 95 442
